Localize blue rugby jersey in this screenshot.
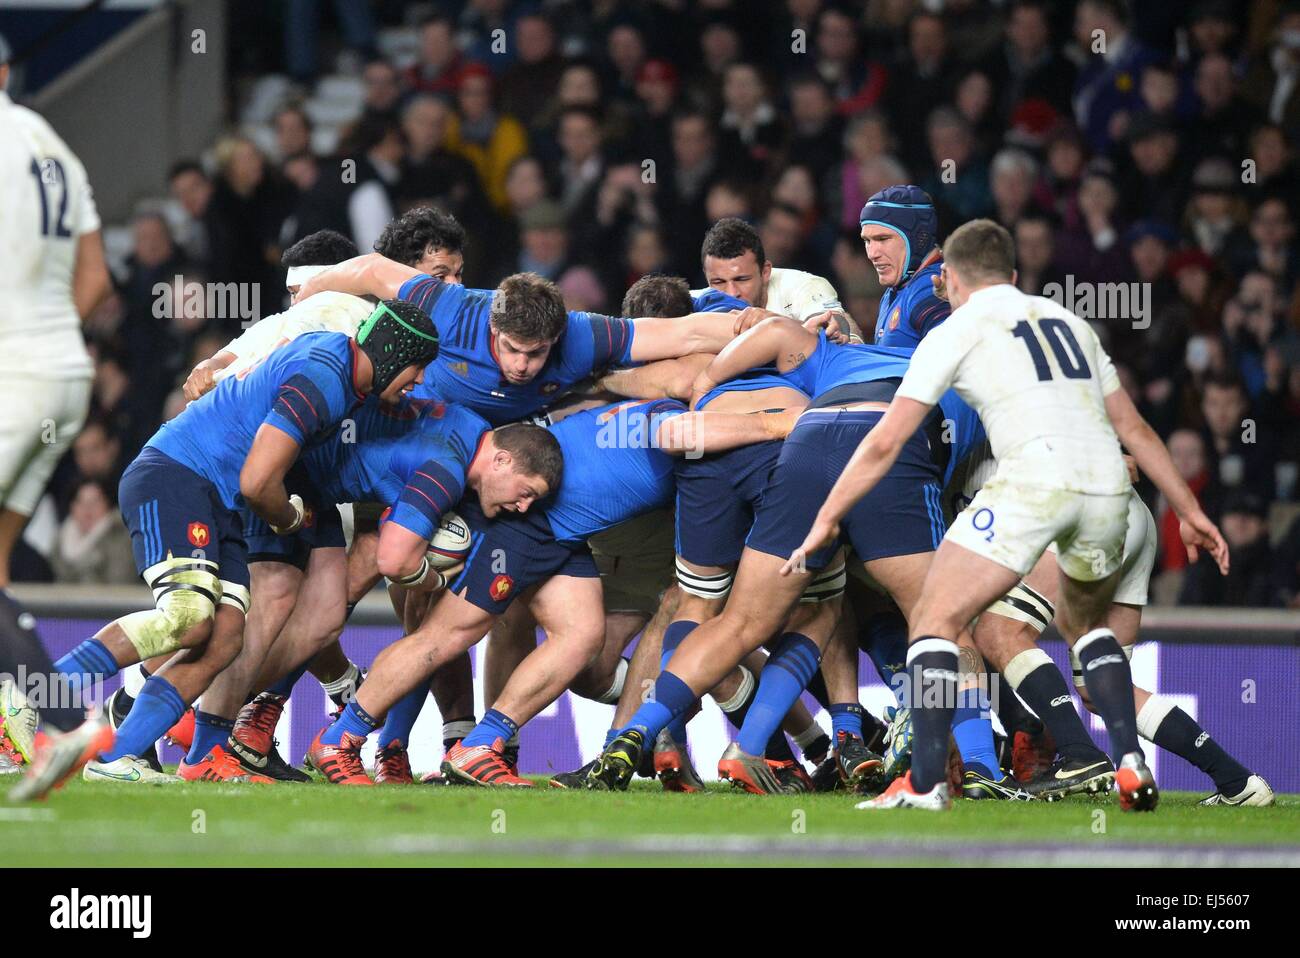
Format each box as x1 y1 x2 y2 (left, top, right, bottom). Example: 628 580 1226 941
398 275 636 425
543 399 685 543
148 331 363 510
874 259 949 349
302 396 489 541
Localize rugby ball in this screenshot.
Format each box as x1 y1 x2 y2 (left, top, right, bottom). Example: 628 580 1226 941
427 511 472 569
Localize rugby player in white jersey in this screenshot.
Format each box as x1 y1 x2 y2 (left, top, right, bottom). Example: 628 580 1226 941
1 36 117 799
787 219 1229 812
693 217 863 342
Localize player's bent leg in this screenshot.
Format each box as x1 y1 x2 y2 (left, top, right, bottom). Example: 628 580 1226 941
586 548 807 791
308 589 493 786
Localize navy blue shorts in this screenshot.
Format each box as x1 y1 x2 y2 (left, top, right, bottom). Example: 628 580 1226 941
745 409 945 570
242 463 345 568
674 440 782 567
119 447 250 590
449 495 598 616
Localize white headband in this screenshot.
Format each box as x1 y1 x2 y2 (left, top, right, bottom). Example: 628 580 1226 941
285 264 331 289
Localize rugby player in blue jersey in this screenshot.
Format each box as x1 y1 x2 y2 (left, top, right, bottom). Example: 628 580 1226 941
305 396 801 785
51 299 441 783
582 312 1007 793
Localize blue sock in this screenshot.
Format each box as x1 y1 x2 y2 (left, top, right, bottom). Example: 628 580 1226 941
952 686 1001 780
620 671 696 743
737 633 820 756
266 662 311 698
603 726 619 749
660 620 699 742
101 676 186 763
829 702 865 740
186 710 235 764
463 708 519 749
863 610 908 689
376 686 426 748
320 700 379 746
53 638 118 698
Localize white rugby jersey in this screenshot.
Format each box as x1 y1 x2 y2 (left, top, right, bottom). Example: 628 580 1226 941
897 283 1129 496
692 267 844 323
218 291 374 381
0 91 97 378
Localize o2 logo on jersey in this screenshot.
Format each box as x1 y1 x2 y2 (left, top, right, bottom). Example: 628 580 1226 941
971 508 995 543
489 574 514 602
187 522 211 548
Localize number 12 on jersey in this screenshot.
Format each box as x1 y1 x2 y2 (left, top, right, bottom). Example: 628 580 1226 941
1011 319 1091 381
29 157 72 238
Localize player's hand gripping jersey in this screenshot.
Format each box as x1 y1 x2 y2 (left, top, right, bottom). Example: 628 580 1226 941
896 284 1128 496
398 276 636 424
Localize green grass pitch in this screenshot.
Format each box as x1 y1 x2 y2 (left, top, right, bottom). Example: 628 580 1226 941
7 776 1300 867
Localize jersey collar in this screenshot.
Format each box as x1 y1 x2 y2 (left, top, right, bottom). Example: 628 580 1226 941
347 339 367 400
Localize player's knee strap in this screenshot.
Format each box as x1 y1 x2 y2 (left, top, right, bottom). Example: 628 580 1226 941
799 559 846 604
219 580 251 615
120 557 223 658
985 582 1055 634
1135 694 1175 740
1069 641 1132 688
675 557 733 600
715 664 754 713
1002 647 1054 690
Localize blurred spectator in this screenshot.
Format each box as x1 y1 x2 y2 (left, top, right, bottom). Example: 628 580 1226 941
457 0 519 70
1179 491 1282 606
499 12 567 129
837 111 896 229
657 110 721 276
718 63 784 178
1072 0 1160 153
1054 159 1131 284
630 59 682 164
1248 123 1300 198
1200 375 1276 498
1159 429 1216 573
786 73 844 186
891 12 959 169
360 59 402 119
167 160 214 265
206 135 291 293
1119 113 1189 226
50 479 137 586
339 114 404 252
1184 156 1249 257
1193 52 1261 162
284 0 375 83
987 1 1077 121
1013 213 1066 295
516 200 570 280
280 151 352 246
1241 3 1300 131
921 107 992 229
815 6 886 116
272 105 314 163
989 147 1040 229
71 418 122 491
447 64 529 213
406 14 466 96
605 21 649 105
397 94 489 225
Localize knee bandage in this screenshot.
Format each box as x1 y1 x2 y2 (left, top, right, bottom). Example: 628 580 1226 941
986 582 1055 634
799 559 846 604
119 557 223 659
676 557 733 601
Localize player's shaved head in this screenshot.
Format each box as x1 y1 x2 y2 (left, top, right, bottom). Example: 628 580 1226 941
622 274 692 318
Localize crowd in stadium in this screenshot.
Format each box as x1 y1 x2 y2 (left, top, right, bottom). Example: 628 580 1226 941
12 0 1300 608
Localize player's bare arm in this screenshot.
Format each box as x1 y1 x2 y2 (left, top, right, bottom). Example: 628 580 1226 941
781 396 933 574
689 316 818 407
239 424 305 531
599 353 713 401
72 229 112 319
626 312 737 362
654 407 800 456
1103 386 1229 574
295 251 421 303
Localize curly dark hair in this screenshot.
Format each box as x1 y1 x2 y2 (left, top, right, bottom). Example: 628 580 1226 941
700 217 765 268
374 207 466 267
622 274 693 318
490 273 567 344
282 230 359 267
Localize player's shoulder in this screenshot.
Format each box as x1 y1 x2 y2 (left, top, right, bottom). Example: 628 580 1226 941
1 98 86 170
768 267 841 315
